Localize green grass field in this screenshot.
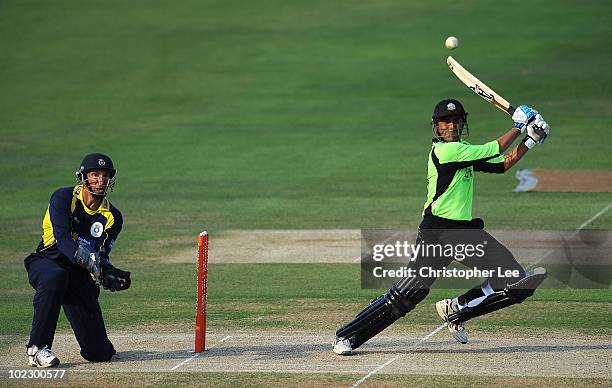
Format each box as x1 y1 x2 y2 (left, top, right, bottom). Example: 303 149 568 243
1 0 611 386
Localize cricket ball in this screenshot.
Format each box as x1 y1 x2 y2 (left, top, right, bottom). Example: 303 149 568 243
445 36 459 50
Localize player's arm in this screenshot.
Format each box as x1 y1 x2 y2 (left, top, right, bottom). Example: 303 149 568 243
436 140 503 175
98 208 130 291
495 126 529 172
437 139 500 165
502 107 550 172
99 208 122 258
48 189 102 279
502 142 529 172
496 105 540 153
48 189 80 258
477 136 536 173
497 128 522 154
480 106 550 172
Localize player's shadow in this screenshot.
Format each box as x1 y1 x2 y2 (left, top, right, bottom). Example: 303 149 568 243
61 343 333 367
57 349 202 368
183 342 333 361
112 349 203 361
57 340 611 367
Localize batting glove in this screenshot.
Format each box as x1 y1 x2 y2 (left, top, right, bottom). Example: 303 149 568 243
527 114 550 142
512 105 538 132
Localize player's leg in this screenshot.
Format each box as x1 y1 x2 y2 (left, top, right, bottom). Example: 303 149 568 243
333 275 431 354
436 228 525 343
449 229 525 312
454 229 529 312
63 265 116 362
333 229 448 355
439 230 545 326
448 268 546 324
25 254 66 367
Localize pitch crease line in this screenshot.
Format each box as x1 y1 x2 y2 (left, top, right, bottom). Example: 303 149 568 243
351 323 446 387
170 335 231 371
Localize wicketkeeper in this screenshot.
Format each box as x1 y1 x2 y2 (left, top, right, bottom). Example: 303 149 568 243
333 100 550 354
24 153 131 367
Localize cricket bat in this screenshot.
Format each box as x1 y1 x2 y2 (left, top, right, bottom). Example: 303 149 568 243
447 56 515 115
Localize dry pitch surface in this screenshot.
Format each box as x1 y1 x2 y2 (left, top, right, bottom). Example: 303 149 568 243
1 330 610 381
165 228 602 266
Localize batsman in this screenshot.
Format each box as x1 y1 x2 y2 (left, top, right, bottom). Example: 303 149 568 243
24 153 131 367
333 100 550 355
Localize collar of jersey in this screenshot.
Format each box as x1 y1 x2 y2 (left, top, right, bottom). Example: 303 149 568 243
73 185 109 214
433 139 471 145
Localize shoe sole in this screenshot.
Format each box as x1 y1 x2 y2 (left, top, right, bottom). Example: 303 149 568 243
332 343 353 356
29 357 60 368
333 348 352 356
448 325 468 344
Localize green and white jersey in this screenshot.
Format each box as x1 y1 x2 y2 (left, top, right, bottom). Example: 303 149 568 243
422 139 504 221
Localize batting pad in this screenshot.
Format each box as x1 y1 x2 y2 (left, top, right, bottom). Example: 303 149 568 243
514 169 612 193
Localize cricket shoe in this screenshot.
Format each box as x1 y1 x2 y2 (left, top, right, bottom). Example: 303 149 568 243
436 298 468 344
332 337 353 355
27 345 60 368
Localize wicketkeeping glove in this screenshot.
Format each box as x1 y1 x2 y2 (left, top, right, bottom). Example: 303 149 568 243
74 244 102 284
512 105 538 132
100 258 131 292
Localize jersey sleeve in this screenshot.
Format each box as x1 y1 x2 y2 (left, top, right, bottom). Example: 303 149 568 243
473 154 505 174
48 188 79 260
436 140 500 164
99 206 122 258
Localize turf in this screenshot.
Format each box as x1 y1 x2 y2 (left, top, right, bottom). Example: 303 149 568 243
2 262 610 338
1 0 612 259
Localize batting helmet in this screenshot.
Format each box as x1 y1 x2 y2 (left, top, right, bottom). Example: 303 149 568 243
431 99 469 141
432 99 468 123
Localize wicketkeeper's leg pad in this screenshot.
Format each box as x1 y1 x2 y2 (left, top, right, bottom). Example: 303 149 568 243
448 267 547 324
335 277 430 350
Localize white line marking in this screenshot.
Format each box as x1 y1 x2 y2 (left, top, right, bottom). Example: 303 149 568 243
575 202 612 233
169 354 199 371
528 202 612 268
351 355 398 387
68 368 374 374
414 323 447 344
170 335 231 371
351 323 446 387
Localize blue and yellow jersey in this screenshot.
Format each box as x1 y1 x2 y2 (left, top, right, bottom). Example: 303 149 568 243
422 139 504 221
36 185 122 262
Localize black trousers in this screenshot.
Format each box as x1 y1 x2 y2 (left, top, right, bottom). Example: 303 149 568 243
416 215 526 302
25 254 115 362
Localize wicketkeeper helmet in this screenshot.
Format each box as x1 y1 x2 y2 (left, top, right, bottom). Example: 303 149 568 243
75 153 116 197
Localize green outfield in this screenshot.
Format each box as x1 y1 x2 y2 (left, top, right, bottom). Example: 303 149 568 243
1 0 611 386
